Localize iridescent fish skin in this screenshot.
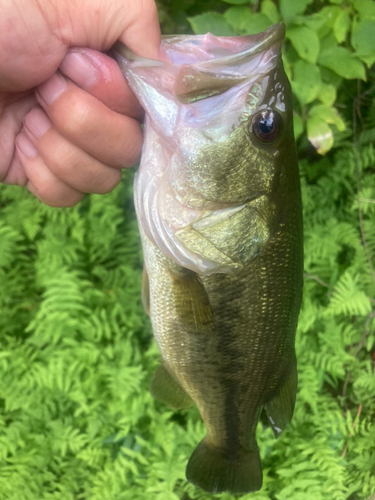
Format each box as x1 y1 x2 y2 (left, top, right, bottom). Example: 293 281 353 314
114 23 303 494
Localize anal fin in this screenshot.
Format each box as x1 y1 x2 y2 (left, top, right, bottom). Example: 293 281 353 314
265 357 298 437
150 365 194 409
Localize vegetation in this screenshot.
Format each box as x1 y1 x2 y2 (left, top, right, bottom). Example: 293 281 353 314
0 0 374 499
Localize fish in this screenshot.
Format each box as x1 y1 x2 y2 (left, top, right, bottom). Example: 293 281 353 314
113 22 303 494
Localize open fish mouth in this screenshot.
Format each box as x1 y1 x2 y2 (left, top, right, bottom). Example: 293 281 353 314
114 23 285 67
113 24 286 276
114 23 285 104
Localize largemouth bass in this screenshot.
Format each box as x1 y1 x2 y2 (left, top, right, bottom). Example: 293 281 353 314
114 22 303 494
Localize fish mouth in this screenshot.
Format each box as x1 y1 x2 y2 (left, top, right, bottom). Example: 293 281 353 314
113 23 285 104
164 22 285 68
113 22 285 68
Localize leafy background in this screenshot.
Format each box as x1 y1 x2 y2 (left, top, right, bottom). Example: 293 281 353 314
0 0 374 499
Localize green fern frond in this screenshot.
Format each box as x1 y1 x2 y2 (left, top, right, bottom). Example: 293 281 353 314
326 272 372 317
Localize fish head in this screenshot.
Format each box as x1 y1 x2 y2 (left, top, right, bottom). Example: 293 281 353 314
114 24 297 275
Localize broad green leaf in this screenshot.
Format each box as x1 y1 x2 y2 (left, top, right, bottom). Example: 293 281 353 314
318 47 366 80
299 12 327 32
353 0 375 20
307 117 333 155
188 13 236 36
351 20 375 57
320 66 343 88
293 112 304 140
224 8 271 35
221 0 251 4
309 104 346 131
291 60 321 106
311 6 341 39
297 7 340 40
260 0 280 24
320 32 339 52
359 53 375 67
286 26 320 63
240 13 272 35
333 9 351 43
317 83 336 106
282 49 293 80
280 0 313 21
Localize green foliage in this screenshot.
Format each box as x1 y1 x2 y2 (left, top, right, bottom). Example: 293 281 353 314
0 1 374 499
167 0 375 155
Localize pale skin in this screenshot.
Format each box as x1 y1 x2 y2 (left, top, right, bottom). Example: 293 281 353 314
0 0 161 206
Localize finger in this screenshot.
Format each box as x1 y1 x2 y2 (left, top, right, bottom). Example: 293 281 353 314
35 72 142 168
0 1 65 91
59 48 143 119
0 0 161 92
23 108 123 194
0 93 37 184
16 132 84 207
50 0 161 59
117 0 161 59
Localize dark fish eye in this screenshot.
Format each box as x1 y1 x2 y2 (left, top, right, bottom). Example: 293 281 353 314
252 110 281 143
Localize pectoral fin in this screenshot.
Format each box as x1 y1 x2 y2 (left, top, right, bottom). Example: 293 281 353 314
265 358 298 437
171 270 214 332
150 365 194 409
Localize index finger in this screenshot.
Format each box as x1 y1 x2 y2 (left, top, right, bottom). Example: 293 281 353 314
59 48 143 119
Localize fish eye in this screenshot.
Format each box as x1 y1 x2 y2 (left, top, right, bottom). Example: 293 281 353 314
252 110 282 143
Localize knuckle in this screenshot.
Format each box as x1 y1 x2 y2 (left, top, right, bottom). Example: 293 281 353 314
55 92 92 138
120 128 142 167
94 168 122 194
44 141 76 177
135 0 157 21
37 131 122 195
31 175 53 201
37 183 83 207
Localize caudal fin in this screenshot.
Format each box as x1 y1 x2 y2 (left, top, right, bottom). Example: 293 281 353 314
186 437 262 494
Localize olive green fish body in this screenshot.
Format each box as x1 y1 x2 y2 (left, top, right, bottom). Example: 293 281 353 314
114 23 303 494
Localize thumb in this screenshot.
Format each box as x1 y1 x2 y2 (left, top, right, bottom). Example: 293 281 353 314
0 0 161 91
116 0 161 59
59 0 161 59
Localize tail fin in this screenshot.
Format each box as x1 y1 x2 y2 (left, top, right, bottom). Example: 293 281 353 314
186 437 262 494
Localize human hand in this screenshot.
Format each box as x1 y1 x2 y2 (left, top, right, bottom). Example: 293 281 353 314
0 0 160 206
